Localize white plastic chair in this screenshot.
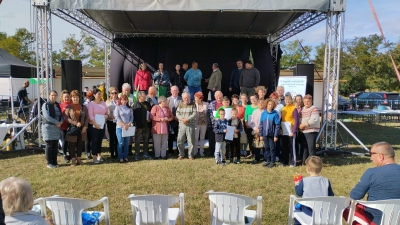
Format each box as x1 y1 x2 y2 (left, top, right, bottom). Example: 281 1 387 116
128 193 185 225
206 190 262 225
33 197 47 217
348 199 400 225
45 195 110 225
288 195 351 225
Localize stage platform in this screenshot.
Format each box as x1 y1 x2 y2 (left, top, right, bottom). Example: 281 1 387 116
338 110 400 124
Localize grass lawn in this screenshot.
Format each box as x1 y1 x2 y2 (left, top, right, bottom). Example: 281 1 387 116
0 121 399 224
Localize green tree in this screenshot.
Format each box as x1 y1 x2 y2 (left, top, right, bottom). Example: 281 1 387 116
52 31 104 67
0 28 36 64
280 40 313 70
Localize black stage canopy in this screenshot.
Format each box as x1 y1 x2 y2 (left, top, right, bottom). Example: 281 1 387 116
50 0 335 96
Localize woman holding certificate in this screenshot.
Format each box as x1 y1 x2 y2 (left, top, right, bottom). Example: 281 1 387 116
150 96 173 160
114 94 134 163
87 88 108 164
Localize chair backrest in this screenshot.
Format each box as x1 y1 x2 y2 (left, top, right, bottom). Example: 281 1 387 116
128 194 182 225
356 200 400 225
296 196 351 225
45 196 107 225
207 191 257 224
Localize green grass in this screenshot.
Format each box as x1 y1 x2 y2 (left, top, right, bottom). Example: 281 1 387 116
0 121 399 224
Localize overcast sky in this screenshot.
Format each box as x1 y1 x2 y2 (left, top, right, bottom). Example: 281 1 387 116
0 0 399 54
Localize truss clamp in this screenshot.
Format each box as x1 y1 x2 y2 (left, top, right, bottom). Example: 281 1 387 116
32 0 49 6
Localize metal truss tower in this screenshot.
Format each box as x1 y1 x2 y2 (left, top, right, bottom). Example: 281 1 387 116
321 11 344 150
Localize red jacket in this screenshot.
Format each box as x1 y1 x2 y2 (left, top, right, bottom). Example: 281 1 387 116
134 69 152 91
60 102 71 130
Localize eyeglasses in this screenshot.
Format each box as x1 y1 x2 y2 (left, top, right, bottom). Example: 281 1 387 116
111 92 118 94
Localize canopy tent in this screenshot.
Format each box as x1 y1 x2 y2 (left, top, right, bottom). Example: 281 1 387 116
0 48 36 78
50 0 335 39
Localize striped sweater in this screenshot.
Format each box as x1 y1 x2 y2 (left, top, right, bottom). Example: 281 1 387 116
299 105 320 133
176 102 197 127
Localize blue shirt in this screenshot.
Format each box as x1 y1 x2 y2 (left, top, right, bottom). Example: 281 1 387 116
350 164 400 224
184 68 202 87
114 105 134 129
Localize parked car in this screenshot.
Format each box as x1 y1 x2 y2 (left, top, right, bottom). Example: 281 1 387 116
349 91 364 101
352 92 400 110
338 95 351 111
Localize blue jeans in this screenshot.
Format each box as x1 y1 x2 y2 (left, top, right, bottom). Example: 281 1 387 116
263 136 276 163
188 86 201 101
116 128 130 160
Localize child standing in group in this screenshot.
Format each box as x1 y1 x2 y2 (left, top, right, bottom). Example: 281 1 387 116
293 156 334 224
259 98 280 168
214 109 229 165
228 108 243 163
215 96 232 118
281 92 299 167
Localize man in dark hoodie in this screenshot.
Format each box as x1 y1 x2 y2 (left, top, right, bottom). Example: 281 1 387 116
239 60 260 97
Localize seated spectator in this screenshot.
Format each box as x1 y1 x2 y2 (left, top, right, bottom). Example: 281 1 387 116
347 142 400 225
0 177 52 225
293 156 334 225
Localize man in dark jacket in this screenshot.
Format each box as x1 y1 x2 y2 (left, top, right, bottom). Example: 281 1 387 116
166 86 182 156
229 60 243 97
239 60 260 97
133 91 152 160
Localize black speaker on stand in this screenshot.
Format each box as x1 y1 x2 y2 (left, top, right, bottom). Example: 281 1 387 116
61 60 82 94
294 64 314 97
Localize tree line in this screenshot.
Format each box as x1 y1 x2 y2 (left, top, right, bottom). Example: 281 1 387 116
1 29 399 96
280 35 400 96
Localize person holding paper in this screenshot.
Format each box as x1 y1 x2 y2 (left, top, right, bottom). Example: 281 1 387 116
87 88 108 164
114 94 134 163
244 94 258 158
227 108 243 163
150 96 173 160
207 91 224 157
281 92 299 167
215 96 231 119
133 91 152 160
194 92 209 157
259 98 281 168
249 99 265 164
65 90 89 166
213 108 229 165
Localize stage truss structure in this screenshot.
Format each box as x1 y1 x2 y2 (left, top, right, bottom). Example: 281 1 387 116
29 1 366 153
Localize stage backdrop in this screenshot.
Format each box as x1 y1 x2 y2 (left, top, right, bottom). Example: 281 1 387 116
110 37 280 97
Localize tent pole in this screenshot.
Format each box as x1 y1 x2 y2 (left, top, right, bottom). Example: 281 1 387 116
9 76 14 123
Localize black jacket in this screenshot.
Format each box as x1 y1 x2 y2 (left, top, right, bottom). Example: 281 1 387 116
133 101 151 129
170 70 187 92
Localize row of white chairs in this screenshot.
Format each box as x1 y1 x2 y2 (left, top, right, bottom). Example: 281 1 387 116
33 190 263 225
288 195 400 225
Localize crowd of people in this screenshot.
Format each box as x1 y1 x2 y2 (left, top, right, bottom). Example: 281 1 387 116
37 59 323 169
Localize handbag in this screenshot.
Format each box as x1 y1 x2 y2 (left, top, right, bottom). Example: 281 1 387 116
159 106 174 134
66 105 83 136
252 133 264 148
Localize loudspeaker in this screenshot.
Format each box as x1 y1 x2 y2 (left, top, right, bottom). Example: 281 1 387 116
61 60 82 94
295 64 314 97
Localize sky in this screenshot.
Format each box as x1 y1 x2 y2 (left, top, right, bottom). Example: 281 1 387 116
0 0 399 54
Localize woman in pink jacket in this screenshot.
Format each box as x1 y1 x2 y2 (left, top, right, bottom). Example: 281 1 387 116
150 96 173 159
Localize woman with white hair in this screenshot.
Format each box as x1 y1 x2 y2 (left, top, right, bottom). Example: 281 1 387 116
0 177 51 225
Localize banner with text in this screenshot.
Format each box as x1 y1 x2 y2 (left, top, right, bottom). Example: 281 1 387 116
277 76 307 97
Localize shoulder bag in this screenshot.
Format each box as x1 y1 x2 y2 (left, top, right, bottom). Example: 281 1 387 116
67 105 83 136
